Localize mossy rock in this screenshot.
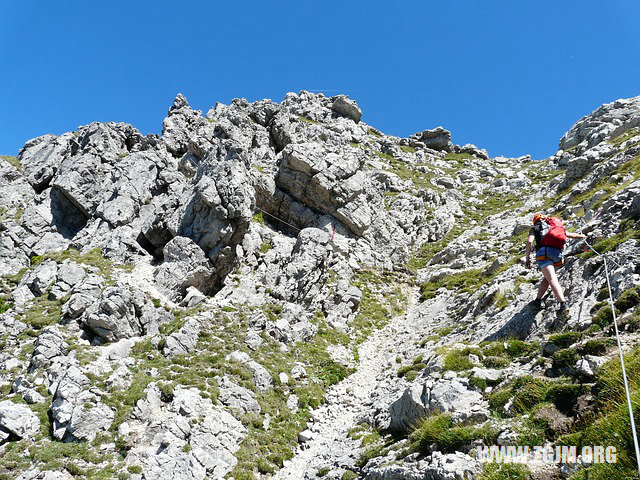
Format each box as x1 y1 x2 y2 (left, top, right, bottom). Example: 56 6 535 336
615 287 640 313
551 348 579 371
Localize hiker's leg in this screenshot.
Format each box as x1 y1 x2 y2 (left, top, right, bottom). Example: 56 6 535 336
541 265 566 302
536 277 549 299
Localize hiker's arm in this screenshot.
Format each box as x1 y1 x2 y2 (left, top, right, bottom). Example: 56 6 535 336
525 234 534 269
566 232 587 239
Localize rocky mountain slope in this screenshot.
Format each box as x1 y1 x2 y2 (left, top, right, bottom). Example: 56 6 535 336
0 91 639 480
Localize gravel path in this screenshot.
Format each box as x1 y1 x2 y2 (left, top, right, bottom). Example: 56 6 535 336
275 288 450 479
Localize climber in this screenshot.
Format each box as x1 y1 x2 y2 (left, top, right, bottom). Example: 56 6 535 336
524 213 586 314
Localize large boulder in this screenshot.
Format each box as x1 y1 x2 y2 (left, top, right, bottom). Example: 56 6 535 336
276 143 371 235
80 284 169 342
50 364 113 441
410 127 453 152
167 156 255 288
161 318 201 357
217 376 261 415
18 133 75 191
271 228 332 305
331 95 362 123
0 400 41 440
154 236 216 301
30 326 69 369
388 384 428 432
162 94 207 156
119 385 246 479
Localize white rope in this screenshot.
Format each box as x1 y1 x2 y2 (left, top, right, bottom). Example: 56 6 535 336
584 236 640 477
254 206 301 232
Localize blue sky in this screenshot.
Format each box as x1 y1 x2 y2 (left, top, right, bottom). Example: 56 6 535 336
1 1 639 159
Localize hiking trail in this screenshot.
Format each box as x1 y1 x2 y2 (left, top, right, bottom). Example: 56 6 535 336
275 287 449 479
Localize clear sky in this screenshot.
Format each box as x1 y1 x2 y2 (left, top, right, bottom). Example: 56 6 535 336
1 1 639 159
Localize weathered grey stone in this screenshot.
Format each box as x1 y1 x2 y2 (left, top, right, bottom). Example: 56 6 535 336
66 397 114 441
162 94 207 156
81 284 168 342
410 127 453 152
20 259 58 296
225 350 273 392
560 96 640 151
167 156 255 289
218 376 261 415
119 385 246 479
30 326 68 369
0 400 40 439
162 318 201 357
19 133 75 191
331 95 362 123
154 236 215 302
388 384 428 432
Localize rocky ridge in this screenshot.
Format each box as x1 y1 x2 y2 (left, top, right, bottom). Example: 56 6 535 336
0 92 639 480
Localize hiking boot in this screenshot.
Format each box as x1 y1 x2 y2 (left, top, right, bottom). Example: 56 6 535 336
531 298 543 311
558 301 569 317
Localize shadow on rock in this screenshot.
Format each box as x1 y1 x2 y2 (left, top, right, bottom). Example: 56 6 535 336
483 303 540 341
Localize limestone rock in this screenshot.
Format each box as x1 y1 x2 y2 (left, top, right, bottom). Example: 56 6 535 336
119 385 246 479
0 400 40 439
410 127 453 152
388 384 428 432
331 95 362 123
81 284 169 342
162 318 201 357
218 376 261 415
154 236 215 301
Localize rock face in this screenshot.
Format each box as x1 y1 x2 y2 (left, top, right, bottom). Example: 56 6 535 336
389 377 487 432
0 400 41 439
1 91 640 479
119 385 246 479
81 284 169 342
560 96 640 152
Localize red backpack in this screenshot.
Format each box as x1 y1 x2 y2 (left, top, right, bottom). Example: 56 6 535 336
535 216 567 249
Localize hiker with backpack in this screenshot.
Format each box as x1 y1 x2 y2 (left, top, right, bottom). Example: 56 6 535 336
525 214 586 314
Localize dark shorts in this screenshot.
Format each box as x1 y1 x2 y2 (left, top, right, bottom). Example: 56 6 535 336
536 246 563 269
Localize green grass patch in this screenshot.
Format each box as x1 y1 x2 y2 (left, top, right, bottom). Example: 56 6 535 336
443 152 474 167
580 229 640 259
408 413 499 454
0 295 13 314
608 127 640 148
476 464 530 480
592 305 619 328
19 293 64 330
420 268 484 300
30 247 128 280
548 331 582 349
481 339 539 361
489 376 583 418
442 346 482 372
553 347 640 479
407 224 465 271
252 211 265 225
399 145 416 154
615 287 640 313
420 254 521 301
0 155 21 171
259 240 273 254
299 115 320 125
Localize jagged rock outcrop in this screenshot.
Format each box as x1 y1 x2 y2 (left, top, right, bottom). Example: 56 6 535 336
81 284 170 342
0 400 41 440
1 91 639 480
119 385 246 479
560 96 640 152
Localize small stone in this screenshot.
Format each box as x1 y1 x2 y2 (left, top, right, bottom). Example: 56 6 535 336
298 429 313 443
